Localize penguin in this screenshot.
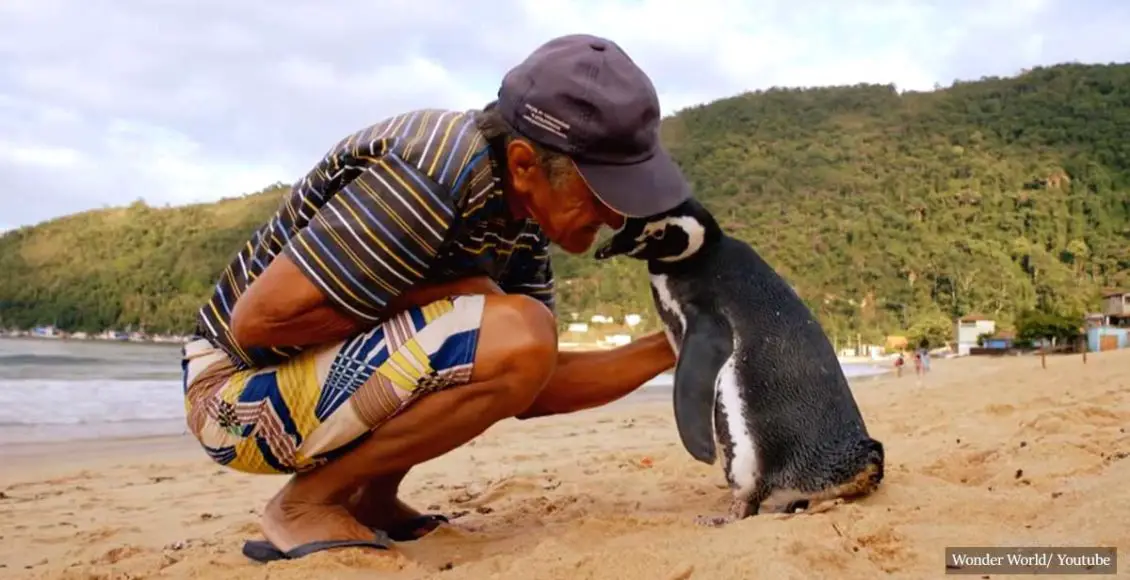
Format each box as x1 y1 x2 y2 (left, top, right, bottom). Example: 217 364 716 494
593 198 884 524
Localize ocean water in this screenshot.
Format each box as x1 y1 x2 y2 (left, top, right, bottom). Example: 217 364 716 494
0 337 187 445
0 337 889 445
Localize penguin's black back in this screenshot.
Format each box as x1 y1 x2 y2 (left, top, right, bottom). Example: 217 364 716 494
658 235 875 485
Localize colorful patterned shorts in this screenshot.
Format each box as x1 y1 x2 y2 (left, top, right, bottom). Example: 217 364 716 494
180 295 485 475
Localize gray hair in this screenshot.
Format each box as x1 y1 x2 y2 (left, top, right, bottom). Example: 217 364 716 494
475 104 578 191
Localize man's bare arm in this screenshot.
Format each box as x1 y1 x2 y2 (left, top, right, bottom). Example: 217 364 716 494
386 276 506 312
231 253 505 350
516 331 675 419
230 254 363 349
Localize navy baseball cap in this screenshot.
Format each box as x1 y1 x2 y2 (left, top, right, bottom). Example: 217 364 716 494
498 34 691 217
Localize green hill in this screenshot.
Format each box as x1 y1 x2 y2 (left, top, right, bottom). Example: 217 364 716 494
3 63 1129 345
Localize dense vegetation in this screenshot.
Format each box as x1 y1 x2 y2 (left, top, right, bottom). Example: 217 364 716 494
2 63 1128 347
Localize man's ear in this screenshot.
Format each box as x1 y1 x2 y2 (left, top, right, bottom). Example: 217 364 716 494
506 139 541 195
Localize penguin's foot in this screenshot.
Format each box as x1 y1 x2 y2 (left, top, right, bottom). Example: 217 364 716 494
771 498 845 520
805 498 845 514
693 497 756 527
784 499 810 513
728 497 755 519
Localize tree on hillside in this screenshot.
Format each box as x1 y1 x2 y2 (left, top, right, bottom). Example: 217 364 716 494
1015 309 1083 348
906 309 952 350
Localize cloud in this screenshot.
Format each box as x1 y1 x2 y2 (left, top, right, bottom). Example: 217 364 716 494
0 0 1127 228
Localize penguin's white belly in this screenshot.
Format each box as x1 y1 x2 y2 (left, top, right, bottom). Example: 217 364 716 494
715 342 760 500
649 274 686 354
650 273 761 500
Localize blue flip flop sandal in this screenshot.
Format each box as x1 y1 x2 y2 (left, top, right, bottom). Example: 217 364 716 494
242 530 392 563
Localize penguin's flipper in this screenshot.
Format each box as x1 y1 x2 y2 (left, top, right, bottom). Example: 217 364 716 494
673 312 732 464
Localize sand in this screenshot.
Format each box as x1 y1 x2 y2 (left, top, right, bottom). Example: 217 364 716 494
2 349 1128 579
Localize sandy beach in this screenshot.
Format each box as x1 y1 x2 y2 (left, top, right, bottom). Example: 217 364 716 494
2 349 1127 579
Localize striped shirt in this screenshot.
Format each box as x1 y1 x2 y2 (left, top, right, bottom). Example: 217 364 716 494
195 109 555 369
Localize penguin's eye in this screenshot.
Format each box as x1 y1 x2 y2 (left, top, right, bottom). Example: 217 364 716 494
652 228 666 240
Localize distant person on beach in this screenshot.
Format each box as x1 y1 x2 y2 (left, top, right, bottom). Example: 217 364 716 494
917 339 931 374
894 353 905 377
180 34 689 561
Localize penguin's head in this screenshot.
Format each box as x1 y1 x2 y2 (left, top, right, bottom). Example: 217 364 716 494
594 198 720 263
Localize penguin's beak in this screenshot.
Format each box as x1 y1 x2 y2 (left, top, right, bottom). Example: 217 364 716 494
594 236 646 260
594 225 644 260
593 241 616 260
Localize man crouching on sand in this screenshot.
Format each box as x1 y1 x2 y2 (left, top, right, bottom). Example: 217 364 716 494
180 34 690 563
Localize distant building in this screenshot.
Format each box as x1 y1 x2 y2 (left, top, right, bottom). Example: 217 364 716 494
1087 294 1130 352
885 335 908 351
31 325 58 338
982 330 1015 350
1086 325 1130 352
954 315 995 356
1083 313 1108 329
1101 290 1130 324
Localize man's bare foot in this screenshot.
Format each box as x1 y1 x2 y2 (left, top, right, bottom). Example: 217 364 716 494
348 481 445 541
350 495 429 530
261 481 376 553
342 471 446 540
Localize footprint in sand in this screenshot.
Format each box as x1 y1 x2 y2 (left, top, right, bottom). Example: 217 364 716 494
921 449 1000 486
92 545 148 565
984 403 1016 416
854 527 914 573
450 475 559 505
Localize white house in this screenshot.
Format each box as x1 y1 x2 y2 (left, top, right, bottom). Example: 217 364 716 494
954 315 996 355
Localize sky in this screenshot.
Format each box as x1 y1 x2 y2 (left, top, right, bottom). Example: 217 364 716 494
1 0 1128 232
